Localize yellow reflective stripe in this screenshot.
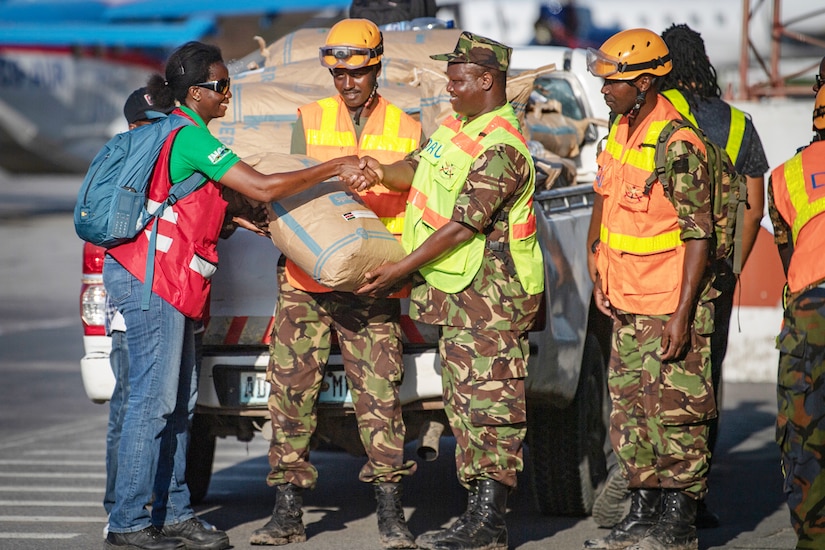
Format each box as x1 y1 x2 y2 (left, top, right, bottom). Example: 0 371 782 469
600 225 682 254
380 216 405 235
603 118 668 171
604 124 624 158
662 90 697 126
785 154 825 242
362 105 417 153
725 106 745 164
665 89 745 165
306 97 356 147
623 120 669 169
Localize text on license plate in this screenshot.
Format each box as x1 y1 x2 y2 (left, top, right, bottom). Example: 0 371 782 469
239 370 352 406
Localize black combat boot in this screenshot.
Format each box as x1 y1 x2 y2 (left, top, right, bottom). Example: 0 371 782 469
105 526 185 550
249 483 306 546
375 482 416 549
160 517 230 550
583 489 662 549
416 484 479 549
627 490 698 550
427 478 508 550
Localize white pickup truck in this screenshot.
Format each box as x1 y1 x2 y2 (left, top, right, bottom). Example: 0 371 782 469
79 39 613 517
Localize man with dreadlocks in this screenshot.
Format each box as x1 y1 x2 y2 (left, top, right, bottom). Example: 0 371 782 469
583 28 717 550
251 18 424 549
591 22 769 533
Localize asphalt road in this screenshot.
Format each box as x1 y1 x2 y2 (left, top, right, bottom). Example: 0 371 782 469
0 173 800 549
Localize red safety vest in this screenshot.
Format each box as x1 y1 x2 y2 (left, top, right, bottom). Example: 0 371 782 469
108 116 226 320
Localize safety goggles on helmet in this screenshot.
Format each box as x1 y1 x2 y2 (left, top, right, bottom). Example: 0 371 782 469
319 44 383 69
194 78 231 95
586 48 671 79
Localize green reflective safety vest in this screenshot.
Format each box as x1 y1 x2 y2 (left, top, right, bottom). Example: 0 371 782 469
402 104 544 295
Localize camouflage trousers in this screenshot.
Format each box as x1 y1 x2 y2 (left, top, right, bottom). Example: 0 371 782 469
776 287 825 549
608 311 716 499
264 265 416 489
440 326 528 490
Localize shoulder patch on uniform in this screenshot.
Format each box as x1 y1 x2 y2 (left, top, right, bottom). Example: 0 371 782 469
208 145 231 164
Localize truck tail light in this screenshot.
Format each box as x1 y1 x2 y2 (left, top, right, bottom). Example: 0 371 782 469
81 242 107 336
83 242 106 275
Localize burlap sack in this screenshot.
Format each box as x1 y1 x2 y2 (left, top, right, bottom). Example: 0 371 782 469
524 99 583 159
209 119 295 157
221 79 329 124
381 29 464 71
261 27 463 70
244 152 406 291
261 28 331 66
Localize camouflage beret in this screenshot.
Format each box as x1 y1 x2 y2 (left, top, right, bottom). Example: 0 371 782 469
430 31 511 72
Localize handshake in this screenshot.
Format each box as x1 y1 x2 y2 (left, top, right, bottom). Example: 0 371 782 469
336 155 385 193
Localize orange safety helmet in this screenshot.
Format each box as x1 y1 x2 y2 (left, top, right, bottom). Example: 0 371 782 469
587 28 672 80
319 18 384 70
814 87 825 130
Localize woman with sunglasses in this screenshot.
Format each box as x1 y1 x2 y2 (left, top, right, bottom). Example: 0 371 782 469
102 41 372 550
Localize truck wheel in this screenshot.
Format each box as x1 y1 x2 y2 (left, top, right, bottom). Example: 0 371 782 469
527 334 608 516
186 413 216 505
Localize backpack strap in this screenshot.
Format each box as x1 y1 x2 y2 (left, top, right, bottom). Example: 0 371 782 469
140 123 206 311
731 175 748 275
644 119 684 196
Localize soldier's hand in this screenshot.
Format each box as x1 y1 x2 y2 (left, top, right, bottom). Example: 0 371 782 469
660 312 690 361
356 262 405 298
593 275 612 318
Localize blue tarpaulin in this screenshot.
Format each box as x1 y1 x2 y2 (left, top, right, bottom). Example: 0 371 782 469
0 0 350 47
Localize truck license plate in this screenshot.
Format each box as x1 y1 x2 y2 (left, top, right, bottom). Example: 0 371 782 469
239 370 351 406
240 371 269 405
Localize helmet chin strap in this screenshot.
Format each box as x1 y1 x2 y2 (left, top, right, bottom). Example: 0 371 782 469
353 81 378 127
625 86 647 125
624 75 655 125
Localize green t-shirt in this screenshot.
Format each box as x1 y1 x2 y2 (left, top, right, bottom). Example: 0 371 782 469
169 105 240 184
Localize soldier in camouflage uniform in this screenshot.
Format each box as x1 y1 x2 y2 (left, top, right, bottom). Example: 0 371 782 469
584 28 716 550
767 88 825 550
355 32 545 550
250 19 421 550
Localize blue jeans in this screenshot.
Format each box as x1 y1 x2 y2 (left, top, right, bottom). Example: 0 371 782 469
104 329 130 516
103 256 198 533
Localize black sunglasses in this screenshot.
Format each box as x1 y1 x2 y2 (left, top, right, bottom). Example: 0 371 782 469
194 78 231 95
816 74 824 89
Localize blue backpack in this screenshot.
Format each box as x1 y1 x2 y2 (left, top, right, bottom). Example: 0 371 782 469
74 113 204 248
74 112 205 310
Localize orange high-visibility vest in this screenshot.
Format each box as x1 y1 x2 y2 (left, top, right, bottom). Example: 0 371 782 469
594 96 707 315
288 94 421 293
770 141 825 293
